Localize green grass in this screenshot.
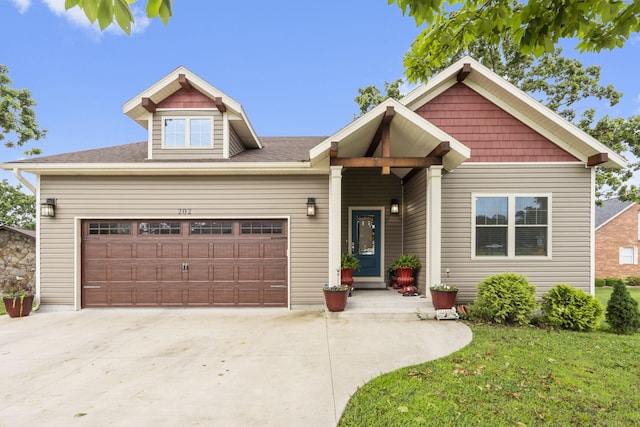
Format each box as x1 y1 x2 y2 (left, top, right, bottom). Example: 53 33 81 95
339 287 640 426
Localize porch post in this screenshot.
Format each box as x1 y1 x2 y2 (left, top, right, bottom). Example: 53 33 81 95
427 166 443 287
329 166 343 285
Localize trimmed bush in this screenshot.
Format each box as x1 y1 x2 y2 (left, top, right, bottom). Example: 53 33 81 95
606 278 624 288
594 278 606 288
471 273 536 326
624 276 640 287
606 281 640 335
541 284 604 331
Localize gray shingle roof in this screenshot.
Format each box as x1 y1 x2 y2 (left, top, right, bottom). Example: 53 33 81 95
10 136 327 164
0 225 35 239
595 198 635 228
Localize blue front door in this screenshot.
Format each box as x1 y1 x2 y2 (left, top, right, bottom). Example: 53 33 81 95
351 210 381 277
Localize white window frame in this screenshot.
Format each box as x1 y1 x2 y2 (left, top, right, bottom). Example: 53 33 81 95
619 247 638 265
162 116 213 149
472 193 552 259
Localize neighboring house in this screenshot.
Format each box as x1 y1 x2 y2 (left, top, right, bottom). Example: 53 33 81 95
0 225 36 294
0 57 626 311
595 198 640 278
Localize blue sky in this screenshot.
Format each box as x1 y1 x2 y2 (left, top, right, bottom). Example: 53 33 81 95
1 0 640 188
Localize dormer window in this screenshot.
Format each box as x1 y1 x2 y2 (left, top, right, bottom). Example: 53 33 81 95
163 117 212 148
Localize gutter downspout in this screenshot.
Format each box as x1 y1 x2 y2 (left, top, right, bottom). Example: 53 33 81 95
12 168 36 194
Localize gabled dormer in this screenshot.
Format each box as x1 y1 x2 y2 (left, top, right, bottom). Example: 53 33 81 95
122 66 261 160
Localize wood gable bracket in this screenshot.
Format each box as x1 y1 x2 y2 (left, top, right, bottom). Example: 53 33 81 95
141 97 157 113
178 74 191 90
587 152 608 166
457 63 471 82
214 97 227 113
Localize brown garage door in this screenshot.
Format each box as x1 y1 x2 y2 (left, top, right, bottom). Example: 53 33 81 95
81 220 288 307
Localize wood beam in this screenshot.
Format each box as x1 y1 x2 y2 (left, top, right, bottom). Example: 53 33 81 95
330 141 339 158
457 63 471 82
178 74 191 90
428 141 450 158
331 157 440 168
365 106 395 157
587 152 608 166
214 97 227 113
381 107 393 174
141 97 156 113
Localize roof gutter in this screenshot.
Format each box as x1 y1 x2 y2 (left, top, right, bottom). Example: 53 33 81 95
12 168 35 193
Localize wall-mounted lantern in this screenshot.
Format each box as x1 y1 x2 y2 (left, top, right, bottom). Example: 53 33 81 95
390 199 400 215
306 197 316 217
41 198 57 218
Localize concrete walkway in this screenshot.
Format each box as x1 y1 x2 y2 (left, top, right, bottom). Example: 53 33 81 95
0 308 472 427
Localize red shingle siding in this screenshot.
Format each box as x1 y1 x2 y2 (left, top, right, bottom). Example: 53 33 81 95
157 88 217 109
596 205 640 278
415 83 579 163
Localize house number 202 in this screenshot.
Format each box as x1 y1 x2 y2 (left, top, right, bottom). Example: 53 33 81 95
178 209 192 215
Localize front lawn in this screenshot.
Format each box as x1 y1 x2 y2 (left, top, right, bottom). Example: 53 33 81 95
339 287 640 426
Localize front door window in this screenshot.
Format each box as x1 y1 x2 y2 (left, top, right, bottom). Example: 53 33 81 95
351 209 382 277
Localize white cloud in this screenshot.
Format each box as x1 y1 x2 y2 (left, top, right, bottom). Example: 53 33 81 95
9 0 31 14
42 0 150 37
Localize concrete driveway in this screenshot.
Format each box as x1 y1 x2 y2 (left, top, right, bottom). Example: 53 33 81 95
0 309 471 426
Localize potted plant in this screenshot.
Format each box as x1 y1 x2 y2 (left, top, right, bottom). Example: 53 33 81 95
340 253 361 296
430 283 458 310
390 255 421 294
323 283 350 312
2 277 35 318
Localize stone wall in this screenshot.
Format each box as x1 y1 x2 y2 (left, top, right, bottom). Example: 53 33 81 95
0 229 35 294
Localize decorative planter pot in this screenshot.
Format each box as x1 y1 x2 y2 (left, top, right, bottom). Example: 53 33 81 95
323 289 349 312
430 289 458 310
3 295 35 318
341 268 355 296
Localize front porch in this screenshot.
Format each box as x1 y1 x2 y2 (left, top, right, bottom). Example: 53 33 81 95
324 288 438 320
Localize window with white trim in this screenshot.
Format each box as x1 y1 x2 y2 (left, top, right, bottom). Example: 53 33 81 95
619 247 638 265
474 195 550 257
163 117 212 148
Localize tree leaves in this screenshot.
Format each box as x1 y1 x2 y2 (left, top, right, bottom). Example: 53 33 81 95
0 65 45 155
65 0 173 35
0 179 35 229
391 0 640 81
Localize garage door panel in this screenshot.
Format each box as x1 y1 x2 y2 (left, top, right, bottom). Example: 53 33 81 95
264 242 286 258
238 243 260 258
213 243 235 258
188 243 210 258
136 243 159 258
264 265 286 281
84 243 107 259
158 288 184 305
82 219 288 308
212 265 235 281
238 288 260 305
109 243 133 258
212 288 235 305
161 243 184 258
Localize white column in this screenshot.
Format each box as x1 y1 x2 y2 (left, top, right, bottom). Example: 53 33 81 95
329 166 343 285
427 166 443 286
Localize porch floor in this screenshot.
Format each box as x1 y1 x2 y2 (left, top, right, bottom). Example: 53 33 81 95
325 287 437 320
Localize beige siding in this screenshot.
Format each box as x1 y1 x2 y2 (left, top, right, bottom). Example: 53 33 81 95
39 175 329 307
229 126 245 157
442 163 592 301
151 110 224 160
341 169 402 280
403 169 427 292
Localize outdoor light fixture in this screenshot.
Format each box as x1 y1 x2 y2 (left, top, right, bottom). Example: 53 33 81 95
306 197 316 217
41 198 57 218
390 199 400 215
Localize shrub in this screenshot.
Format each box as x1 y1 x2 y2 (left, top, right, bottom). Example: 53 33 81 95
606 278 623 287
606 281 640 335
471 273 536 326
624 276 640 287
594 278 606 287
541 284 604 331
